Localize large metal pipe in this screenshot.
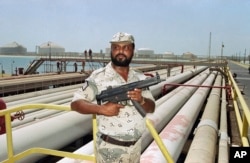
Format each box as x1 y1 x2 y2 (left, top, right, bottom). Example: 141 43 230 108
140 71 217 162
148 66 195 79
218 79 229 163
156 68 208 106
57 141 94 163
12 109 65 128
150 66 207 98
2 84 82 103
6 93 74 120
12 101 71 128
6 89 75 107
146 69 209 137
185 74 222 163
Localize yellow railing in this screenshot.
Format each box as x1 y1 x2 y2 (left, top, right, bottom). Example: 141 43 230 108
227 68 250 146
0 104 174 163
0 104 95 163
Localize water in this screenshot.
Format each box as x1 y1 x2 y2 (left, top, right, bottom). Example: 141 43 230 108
0 55 103 75
0 55 36 74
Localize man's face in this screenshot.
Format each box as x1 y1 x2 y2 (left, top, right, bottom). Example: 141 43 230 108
110 43 134 67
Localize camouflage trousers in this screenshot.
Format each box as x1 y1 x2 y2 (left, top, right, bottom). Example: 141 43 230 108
95 136 142 163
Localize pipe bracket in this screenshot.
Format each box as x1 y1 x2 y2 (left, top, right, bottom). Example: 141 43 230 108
194 119 218 134
219 131 230 144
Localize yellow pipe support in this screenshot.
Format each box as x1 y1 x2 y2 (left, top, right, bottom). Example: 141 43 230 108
146 118 174 163
92 114 97 163
5 113 14 159
0 104 71 116
232 94 243 133
242 115 250 147
2 148 95 163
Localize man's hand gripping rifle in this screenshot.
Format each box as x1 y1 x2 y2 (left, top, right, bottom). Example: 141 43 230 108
96 72 162 117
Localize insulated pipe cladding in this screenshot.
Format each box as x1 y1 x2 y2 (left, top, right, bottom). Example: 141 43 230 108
185 74 222 163
3 84 82 103
140 71 217 162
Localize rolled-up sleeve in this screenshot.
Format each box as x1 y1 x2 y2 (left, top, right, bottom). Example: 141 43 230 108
72 81 98 102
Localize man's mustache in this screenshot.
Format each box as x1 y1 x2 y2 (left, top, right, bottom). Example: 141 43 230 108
116 53 127 59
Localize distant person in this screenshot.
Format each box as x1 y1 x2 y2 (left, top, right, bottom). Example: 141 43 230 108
71 32 155 162
84 50 87 59
233 73 237 79
248 66 250 74
57 61 61 73
88 49 92 60
74 62 78 72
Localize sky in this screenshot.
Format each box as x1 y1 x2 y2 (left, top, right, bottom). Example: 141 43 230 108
0 0 250 57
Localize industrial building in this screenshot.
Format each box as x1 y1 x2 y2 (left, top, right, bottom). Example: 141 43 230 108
37 41 65 55
0 42 27 54
182 52 197 59
136 48 154 57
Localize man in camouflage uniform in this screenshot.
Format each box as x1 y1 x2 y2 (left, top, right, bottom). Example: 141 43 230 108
71 32 155 163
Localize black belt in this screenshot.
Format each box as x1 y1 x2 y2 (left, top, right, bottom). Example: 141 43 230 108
100 134 137 147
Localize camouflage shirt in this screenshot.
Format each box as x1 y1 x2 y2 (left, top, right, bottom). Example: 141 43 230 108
72 62 155 141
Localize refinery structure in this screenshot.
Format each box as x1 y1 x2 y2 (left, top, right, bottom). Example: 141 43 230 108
0 41 198 59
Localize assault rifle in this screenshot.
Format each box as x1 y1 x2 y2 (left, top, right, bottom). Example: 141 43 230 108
96 72 162 117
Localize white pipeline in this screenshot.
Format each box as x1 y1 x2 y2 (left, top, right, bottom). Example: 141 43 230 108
218 79 229 163
140 71 217 162
185 74 222 163
146 69 209 138
3 84 82 103
150 66 207 98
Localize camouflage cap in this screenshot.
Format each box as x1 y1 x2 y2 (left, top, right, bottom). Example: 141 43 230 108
110 32 134 44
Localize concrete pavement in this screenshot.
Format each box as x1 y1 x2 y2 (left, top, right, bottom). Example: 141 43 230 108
228 60 250 108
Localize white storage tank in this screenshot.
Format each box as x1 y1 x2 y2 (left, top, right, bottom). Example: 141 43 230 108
0 42 27 54
137 48 154 57
37 41 65 55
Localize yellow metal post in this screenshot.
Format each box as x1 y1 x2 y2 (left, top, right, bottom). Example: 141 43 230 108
146 118 174 163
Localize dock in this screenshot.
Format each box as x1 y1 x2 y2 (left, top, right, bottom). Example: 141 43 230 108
1 56 205 97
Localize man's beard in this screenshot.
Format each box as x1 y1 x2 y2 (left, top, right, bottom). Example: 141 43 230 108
111 53 133 67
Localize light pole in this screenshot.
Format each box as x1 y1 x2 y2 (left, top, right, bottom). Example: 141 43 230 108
243 48 246 64
221 42 224 62
48 42 52 72
249 53 250 74
248 52 250 65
